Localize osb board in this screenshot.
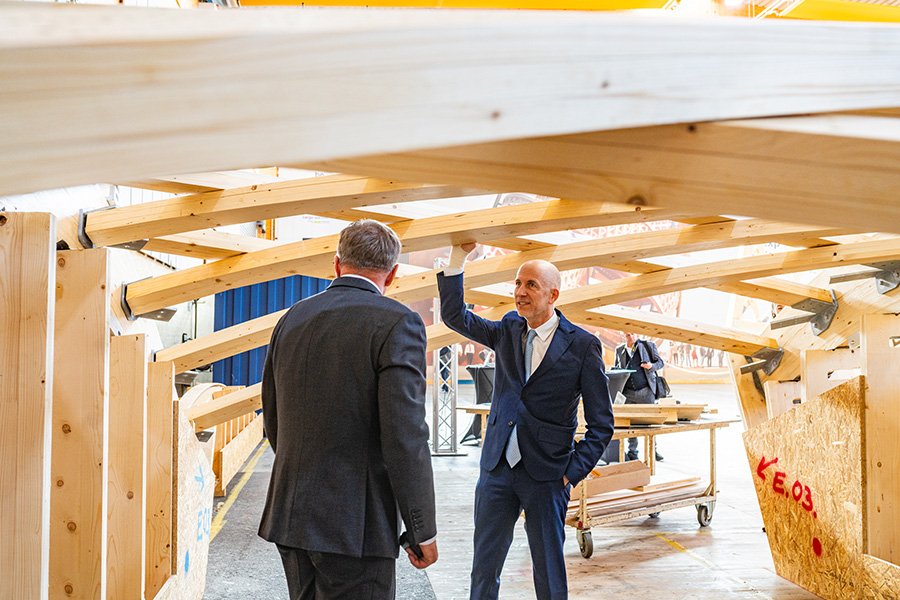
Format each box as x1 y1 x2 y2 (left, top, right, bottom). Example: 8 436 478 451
744 376 866 599
861 555 900 600
153 404 214 600
215 413 263 498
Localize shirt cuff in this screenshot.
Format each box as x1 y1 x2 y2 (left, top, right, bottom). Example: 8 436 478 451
419 535 437 546
443 245 470 275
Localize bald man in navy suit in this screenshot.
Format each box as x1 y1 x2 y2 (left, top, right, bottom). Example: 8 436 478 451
437 243 613 600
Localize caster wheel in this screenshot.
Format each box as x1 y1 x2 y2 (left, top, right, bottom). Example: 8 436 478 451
697 503 714 527
649 512 660 518
576 529 594 558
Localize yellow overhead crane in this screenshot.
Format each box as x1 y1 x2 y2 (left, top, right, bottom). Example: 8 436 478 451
239 0 900 24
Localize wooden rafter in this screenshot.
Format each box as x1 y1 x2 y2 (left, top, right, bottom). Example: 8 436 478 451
157 219 839 373
142 230 280 261
125 200 692 316
309 114 900 235
84 175 486 248
4 4 900 195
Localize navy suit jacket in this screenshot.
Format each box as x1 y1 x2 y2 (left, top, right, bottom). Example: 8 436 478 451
437 272 614 485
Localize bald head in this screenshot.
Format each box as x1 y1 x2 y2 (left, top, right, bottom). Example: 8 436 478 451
514 260 561 329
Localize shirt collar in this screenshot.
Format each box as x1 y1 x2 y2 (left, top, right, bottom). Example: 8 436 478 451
340 274 382 295
528 311 559 342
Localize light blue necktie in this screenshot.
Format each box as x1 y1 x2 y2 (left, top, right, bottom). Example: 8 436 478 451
506 329 537 468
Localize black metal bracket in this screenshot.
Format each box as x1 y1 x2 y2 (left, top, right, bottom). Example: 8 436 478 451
770 290 839 336
740 346 784 377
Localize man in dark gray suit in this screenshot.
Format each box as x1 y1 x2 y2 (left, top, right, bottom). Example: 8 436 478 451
614 331 665 462
259 220 438 600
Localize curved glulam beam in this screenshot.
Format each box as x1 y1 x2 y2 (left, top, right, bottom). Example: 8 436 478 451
142 230 280 261
309 115 900 235
4 4 900 195
428 237 900 339
125 200 688 316
85 174 484 248
424 291 778 354
158 220 838 374
388 219 844 305
184 384 262 433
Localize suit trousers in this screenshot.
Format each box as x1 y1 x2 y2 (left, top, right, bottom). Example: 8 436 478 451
470 461 571 600
276 545 396 600
623 385 657 455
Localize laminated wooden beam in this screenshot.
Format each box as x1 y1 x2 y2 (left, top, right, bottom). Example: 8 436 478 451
185 384 263 433
439 238 900 327
424 290 778 354
85 175 484 248
712 278 835 307
0 212 56 600
142 230 279 261
107 334 148 599
4 4 900 195
124 200 687 316
861 314 900 565
145 362 175 599
311 115 900 235
157 220 836 375
116 170 282 195
388 219 843 306
50 249 110 600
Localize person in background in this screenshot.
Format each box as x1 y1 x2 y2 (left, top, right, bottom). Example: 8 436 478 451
259 220 437 600
438 242 613 600
615 331 665 463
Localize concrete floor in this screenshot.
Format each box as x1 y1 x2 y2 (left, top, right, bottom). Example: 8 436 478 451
204 384 820 599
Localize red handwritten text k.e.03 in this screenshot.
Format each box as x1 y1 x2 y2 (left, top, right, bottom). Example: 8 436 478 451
756 456 816 517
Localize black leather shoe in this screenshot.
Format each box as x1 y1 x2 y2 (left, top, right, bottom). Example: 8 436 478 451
625 451 639 462
655 452 664 462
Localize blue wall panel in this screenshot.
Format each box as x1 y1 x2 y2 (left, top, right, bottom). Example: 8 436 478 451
213 275 330 387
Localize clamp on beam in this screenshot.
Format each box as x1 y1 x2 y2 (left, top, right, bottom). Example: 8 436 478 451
830 261 900 295
121 280 177 323
740 346 784 376
770 290 838 336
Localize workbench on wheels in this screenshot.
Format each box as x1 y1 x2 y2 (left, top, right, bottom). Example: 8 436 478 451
568 417 738 558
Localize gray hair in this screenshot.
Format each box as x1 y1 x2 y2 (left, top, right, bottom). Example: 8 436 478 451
337 219 401 273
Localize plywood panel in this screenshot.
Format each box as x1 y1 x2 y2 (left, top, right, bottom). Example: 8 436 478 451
152 404 215 600
0 212 56 600
49 249 110 600
145 362 175 599
743 377 866 599
107 334 147 599
861 313 900 565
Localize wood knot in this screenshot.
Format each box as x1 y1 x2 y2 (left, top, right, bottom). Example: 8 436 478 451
127 491 134 500
64 584 74 595
57 257 66 268
0 215 7 226
61 423 72 434
56 479 64 487
67 521 77 532
626 195 647 207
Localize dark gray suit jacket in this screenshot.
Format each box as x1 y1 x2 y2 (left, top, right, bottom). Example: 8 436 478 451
258 276 437 558
614 339 665 395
